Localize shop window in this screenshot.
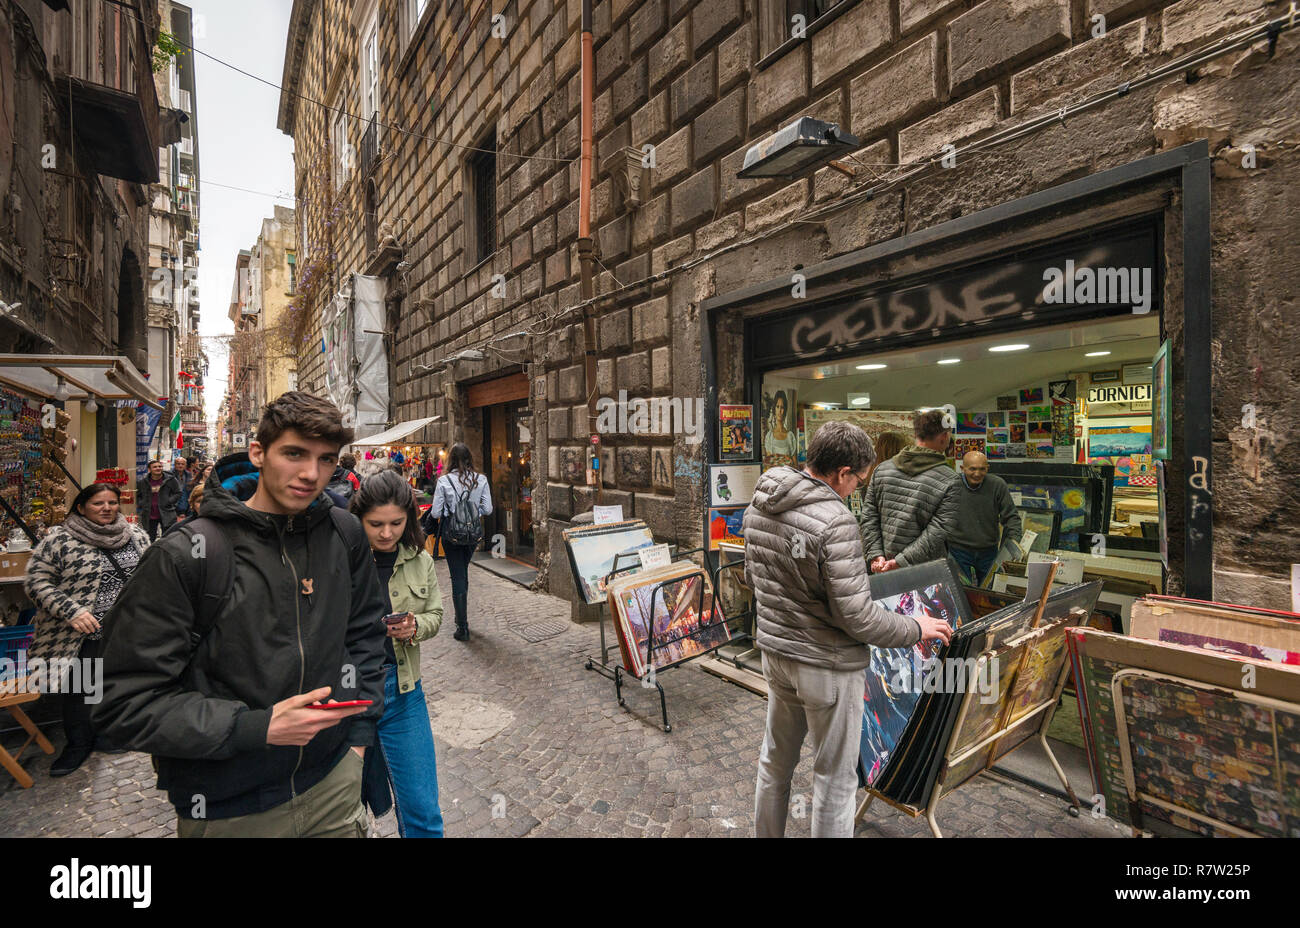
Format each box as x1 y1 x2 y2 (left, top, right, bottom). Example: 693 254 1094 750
466 130 497 267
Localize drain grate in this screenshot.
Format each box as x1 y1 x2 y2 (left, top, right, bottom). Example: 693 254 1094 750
515 620 568 643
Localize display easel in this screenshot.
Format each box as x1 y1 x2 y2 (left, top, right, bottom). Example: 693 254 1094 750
583 545 735 732
855 565 1087 837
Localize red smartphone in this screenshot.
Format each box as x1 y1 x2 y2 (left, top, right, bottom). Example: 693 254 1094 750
307 700 373 710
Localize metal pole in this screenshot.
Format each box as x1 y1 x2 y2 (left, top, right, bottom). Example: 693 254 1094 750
579 0 601 502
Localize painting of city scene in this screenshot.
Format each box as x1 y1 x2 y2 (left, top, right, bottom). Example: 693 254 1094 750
612 565 731 676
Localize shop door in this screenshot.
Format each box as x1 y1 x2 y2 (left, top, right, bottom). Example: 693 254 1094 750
481 399 535 564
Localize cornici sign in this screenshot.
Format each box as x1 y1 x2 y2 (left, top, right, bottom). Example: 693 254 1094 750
749 223 1158 366
1087 384 1151 404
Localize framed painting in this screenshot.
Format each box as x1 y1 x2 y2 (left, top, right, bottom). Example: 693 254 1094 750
1152 340 1172 460
562 520 657 604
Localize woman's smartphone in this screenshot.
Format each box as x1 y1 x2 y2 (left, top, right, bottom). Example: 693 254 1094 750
382 612 405 625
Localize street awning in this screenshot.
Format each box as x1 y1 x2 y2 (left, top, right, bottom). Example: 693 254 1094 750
0 354 165 410
350 416 441 447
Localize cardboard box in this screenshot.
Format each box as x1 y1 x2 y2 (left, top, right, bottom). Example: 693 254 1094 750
0 552 31 580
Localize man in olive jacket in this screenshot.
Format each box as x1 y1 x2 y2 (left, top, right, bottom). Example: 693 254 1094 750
95 392 388 837
743 420 953 838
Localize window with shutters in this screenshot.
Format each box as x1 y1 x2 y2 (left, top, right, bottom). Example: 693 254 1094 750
466 131 497 268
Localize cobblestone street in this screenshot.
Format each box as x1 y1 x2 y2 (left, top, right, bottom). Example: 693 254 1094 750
1 563 1123 838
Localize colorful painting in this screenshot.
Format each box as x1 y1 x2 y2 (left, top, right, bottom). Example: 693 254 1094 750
719 404 753 461
1019 387 1044 405
988 427 1009 443
1006 483 1092 533
860 581 966 786
956 412 987 435
997 395 1019 410
1111 454 1157 488
1027 405 1050 420
1089 423 1152 457
611 566 731 676
953 437 984 460
562 520 657 604
761 387 798 470
804 409 914 449
707 506 746 550
1028 420 1052 441
1009 424 1026 443
985 411 1006 428
985 444 1007 459
1009 410 1027 425
1050 380 1077 446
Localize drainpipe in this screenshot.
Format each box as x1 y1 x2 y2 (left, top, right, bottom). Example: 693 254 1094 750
578 0 600 502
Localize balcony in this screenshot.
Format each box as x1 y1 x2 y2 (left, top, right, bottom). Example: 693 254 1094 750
59 75 161 184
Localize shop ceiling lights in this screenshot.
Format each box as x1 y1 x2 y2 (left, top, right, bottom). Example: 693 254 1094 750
989 344 1029 352
855 363 887 370
937 358 961 365
1085 350 1111 356
53 378 69 401
738 117 861 179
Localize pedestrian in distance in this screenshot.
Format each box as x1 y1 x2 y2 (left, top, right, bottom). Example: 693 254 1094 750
138 458 181 541
352 470 446 837
860 409 961 573
93 391 389 838
22 483 151 776
431 442 492 641
742 420 953 838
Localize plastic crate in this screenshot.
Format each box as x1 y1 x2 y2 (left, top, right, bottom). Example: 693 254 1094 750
0 624 34 682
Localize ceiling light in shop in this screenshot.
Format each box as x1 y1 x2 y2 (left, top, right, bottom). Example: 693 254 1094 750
812 402 843 409
855 363 887 370
936 358 961 365
1085 350 1111 357
848 393 871 408
989 344 1029 353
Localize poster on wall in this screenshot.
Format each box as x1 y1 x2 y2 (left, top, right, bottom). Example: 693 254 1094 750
1089 423 1153 458
997 395 1018 410
954 437 984 460
707 506 746 550
718 404 753 461
956 412 986 435
135 402 165 484
760 386 798 470
804 409 914 449
709 464 761 507
1049 380 1076 447
1152 340 1172 460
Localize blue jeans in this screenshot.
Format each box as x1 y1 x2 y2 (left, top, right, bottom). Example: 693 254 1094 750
949 544 998 586
377 666 444 838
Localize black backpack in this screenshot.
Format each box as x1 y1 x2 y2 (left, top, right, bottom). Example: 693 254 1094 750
178 507 364 651
440 479 485 548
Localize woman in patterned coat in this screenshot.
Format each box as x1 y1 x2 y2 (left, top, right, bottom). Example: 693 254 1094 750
23 483 151 776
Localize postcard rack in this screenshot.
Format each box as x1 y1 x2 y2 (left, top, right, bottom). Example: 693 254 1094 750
584 546 738 733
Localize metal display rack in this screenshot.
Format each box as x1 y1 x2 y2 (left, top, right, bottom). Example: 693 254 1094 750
583 545 740 732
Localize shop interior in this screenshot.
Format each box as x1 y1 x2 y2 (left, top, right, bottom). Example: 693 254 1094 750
755 313 1165 626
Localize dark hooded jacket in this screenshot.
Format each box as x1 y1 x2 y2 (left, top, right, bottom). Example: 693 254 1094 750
93 452 388 820
858 446 960 567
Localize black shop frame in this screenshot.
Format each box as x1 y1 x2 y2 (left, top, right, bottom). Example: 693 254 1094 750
701 141 1213 599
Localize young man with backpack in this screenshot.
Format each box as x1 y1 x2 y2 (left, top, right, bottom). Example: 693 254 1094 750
93 392 388 837
431 442 491 641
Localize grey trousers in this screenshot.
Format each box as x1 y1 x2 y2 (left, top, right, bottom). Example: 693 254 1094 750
754 650 865 838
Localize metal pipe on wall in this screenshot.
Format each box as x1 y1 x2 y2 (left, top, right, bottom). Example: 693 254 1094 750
578 0 600 501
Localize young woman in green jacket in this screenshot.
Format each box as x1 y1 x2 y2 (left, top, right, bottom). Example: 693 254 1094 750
351 471 445 837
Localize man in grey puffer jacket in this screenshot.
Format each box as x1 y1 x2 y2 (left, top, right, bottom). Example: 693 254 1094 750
860 408 960 574
743 420 953 838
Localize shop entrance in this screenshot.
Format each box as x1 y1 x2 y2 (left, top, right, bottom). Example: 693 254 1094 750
481 399 535 563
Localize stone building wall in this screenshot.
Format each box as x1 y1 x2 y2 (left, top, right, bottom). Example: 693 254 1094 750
281 0 1300 605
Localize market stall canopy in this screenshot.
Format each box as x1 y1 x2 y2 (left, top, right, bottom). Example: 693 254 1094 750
350 416 441 447
0 354 164 410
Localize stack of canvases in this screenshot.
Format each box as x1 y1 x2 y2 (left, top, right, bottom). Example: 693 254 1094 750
607 562 731 678
859 557 1103 807
1069 595 1300 837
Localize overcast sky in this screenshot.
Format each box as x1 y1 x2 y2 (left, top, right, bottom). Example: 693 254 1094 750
190 0 296 427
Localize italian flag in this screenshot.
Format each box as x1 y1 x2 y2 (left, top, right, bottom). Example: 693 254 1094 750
170 408 184 449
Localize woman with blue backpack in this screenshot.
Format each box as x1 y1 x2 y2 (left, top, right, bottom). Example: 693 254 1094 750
431 443 492 641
